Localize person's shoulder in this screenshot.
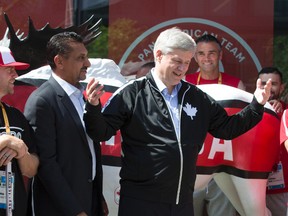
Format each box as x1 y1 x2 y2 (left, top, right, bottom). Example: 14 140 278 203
130 76 150 92
136 71 155 87
221 72 243 88
3 102 25 117
182 79 203 93
221 72 241 81
185 72 199 83
31 80 55 95
25 81 57 108
112 78 139 96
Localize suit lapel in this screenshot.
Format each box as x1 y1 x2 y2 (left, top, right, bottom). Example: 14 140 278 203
49 77 89 144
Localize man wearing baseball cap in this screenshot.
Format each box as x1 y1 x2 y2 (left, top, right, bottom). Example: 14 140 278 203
0 46 39 216
0 46 30 70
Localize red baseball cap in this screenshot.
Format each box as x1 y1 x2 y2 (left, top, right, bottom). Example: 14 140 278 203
0 46 30 70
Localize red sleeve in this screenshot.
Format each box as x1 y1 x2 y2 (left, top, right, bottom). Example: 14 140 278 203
280 109 288 144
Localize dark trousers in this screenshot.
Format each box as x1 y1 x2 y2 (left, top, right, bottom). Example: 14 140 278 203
118 195 194 216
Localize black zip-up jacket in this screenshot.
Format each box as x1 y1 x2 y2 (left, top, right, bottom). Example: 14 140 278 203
84 72 264 205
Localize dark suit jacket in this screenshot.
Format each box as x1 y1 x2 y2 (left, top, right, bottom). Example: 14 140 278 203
24 77 103 216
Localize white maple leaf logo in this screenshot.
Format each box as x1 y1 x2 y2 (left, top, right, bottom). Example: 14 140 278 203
183 103 197 120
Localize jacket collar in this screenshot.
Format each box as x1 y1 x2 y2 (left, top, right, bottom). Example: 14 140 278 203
146 71 190 94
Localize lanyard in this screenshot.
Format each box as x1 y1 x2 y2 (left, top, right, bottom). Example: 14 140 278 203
0 102 13 216
196 72 222 85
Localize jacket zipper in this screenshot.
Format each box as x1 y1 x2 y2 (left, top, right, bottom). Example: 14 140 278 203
175 85 190 204
151 83 190 204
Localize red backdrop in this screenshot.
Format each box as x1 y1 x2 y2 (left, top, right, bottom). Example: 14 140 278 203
0 0 72 38
108 0 274 93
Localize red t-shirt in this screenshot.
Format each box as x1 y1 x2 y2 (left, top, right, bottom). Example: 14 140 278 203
185 72 240 88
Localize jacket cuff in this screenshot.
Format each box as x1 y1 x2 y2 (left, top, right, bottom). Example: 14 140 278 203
85 102 102 114
251 96 265 113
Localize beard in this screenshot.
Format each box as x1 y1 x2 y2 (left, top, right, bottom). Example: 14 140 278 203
269 92 280 100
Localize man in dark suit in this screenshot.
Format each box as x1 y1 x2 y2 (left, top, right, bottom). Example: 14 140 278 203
24 32 108 216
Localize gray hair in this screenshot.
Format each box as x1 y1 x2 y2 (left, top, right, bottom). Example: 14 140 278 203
153 27 196 58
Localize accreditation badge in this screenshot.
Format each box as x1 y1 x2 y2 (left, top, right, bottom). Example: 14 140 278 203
267 161 285 190
0 170 15 209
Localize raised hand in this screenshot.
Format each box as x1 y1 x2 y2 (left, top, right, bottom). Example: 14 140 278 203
254 78 272 105
86 78 105 106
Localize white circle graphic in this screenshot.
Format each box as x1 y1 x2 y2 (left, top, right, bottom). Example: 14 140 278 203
118 18 261 71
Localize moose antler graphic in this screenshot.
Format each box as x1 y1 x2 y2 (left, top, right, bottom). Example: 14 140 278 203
4 13 102 75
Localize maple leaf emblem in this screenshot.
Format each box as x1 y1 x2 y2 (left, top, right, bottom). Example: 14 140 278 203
183 103 197 120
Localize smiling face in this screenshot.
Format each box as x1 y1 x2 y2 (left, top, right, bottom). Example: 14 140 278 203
155 48 193 93
0 66 18 99
194 41 222 77
54 42 91 87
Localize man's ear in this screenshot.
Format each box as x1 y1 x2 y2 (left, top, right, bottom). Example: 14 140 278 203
54 55 63 69
155 50 163 62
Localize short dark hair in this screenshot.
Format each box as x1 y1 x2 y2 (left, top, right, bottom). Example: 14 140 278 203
258 66 283 82
195 34 222 49
47 32 83 69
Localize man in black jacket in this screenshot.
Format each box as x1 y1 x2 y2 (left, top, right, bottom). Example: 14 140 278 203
84 27 272 216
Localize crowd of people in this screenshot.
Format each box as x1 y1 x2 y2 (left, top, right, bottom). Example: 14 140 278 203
0 26 286 216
